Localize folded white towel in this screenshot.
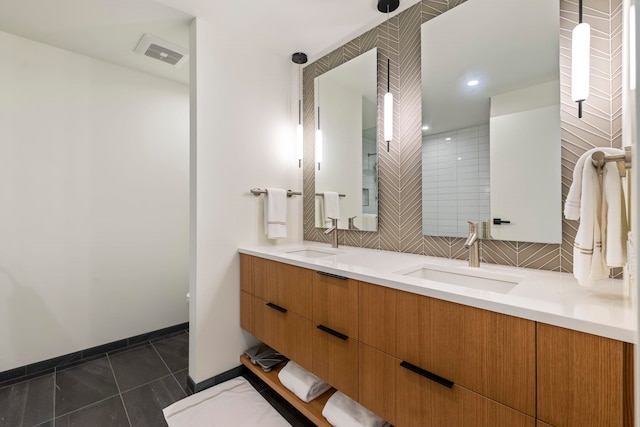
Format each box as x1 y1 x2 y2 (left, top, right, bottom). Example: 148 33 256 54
264 188 287 239
322 391 389 427
564 147 624 220
323 191 340 227
278 361 331 403
315 195 326 228
569 152 610 285
602 162 628 267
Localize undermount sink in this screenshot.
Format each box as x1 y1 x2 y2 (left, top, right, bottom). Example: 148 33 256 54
283 248 344 258
395 263 522 294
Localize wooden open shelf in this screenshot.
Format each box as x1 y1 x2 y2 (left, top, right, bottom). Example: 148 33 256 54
240 355 335 427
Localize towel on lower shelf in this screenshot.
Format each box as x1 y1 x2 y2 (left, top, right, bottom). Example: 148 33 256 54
264 188 287 239
322 391 389 427
277 361 331 403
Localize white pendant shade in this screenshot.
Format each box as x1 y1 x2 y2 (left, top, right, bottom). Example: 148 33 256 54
571 22 591 102
296 124 303 161
384 92 393 142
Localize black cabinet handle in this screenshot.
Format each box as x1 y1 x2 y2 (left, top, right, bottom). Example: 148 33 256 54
400 361 454 389
266 302 287 313
316 271 348 280
316 324 348 341
493 218 511 225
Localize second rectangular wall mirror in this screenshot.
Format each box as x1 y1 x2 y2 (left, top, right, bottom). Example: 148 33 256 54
420 0 562 244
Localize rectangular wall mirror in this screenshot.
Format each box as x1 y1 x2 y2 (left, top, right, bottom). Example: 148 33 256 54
314 47 378 232
420 0 562 244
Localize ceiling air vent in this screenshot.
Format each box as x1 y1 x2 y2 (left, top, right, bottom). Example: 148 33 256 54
134 34 188 67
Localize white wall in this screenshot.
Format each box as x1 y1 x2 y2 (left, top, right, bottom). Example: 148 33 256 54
189 19 302 384
0 31 189 371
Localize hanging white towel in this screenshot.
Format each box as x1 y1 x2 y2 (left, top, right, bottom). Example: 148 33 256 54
564 147 624 220
315 195 326 228
323 191 340 227
602 162 628 267
322 391 389 427
264 188 287 239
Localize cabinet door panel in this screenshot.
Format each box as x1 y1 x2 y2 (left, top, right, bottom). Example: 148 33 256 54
240 254 251 293
312 325 358 400
251 295 313 371
460 389 535 427
313 273 358 339
358 343 396 425
240 291 252 332
537 323 624 427
359 282 396 355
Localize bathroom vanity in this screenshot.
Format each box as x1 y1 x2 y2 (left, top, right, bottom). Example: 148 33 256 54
239 243 635 427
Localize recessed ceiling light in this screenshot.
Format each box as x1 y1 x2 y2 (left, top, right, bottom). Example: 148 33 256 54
422 125 429 130
445 137 452 141
457 157 462 161
467 79 479 87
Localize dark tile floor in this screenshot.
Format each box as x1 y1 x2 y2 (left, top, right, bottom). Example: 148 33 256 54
0 332 314 427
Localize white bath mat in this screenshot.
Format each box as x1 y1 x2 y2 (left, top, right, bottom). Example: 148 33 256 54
163 376 292 427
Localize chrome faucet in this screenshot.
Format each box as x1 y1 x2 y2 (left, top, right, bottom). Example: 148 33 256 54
348 216 360 231
464 221 480 267
324 217 339 248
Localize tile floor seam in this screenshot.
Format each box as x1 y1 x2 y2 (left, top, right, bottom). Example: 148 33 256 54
121 372 178 395
53 393 121 420
106 354 133 427
150 341 187 398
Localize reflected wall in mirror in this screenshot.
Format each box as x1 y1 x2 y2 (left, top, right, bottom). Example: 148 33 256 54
314 47 378 232
421 0 562 244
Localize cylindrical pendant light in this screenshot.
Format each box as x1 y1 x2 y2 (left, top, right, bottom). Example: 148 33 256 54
292 52 308 167
571 0 590 118
378 0 399 152
384 58 393 152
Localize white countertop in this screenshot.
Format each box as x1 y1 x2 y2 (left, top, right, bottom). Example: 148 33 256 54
239 242 637 343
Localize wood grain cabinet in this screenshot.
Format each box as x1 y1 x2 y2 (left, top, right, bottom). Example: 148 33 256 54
240 256 633 427
537 323 634 427
312 271 359 400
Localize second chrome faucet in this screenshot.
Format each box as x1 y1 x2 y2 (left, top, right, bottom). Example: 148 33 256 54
324 217 339 248
464 221 480 267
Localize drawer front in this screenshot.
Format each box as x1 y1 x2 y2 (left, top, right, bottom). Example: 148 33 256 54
251 295 313 371
312 323 358 400
359 282 396 355
240 254 251 293
396 357 534 427
396 290 535 416
251 257 313 318
359 343 397 426
313 271 358 339
537 323 625 427
240 291 252 332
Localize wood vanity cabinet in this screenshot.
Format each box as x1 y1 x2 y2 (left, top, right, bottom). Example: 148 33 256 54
537 323 634 427
311 272 359 400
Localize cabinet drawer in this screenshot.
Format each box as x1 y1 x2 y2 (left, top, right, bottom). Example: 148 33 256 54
359 343 396 425
251 295 313 371
359 282 396 355
396 356 535 427
240 291 251 332
537 323 631 427
312 322 358 400
396 290 535 416
313 271 358 339
250 257 313 318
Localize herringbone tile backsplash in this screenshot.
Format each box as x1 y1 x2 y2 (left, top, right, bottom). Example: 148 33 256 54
303 0 622 273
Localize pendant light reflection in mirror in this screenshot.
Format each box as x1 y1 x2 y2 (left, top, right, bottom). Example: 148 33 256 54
571 0 590 118
292 52 308 167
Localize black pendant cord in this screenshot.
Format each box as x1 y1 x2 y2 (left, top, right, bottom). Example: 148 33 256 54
579 0 583 23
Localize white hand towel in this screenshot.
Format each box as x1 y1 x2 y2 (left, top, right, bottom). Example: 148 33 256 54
277 361 331 403
602 162 628 267
323 192 340 227
322 391 389 427
315 195 326 228
264 188 287 239
572 155 609 286
564 147 624 220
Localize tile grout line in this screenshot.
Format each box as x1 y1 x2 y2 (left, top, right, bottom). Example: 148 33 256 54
106 354 133 427
150 340 188 397
54 393 120 420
